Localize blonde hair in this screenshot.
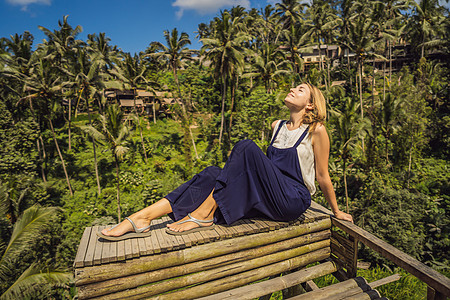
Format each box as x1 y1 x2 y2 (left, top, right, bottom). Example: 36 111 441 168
302 82 326 133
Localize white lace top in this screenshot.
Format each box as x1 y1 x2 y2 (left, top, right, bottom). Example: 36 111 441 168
270 120 316 195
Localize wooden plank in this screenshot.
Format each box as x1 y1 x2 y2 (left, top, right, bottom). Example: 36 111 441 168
149 224 161 254
332 230 355 250
179 232 192 247
213 225 229 239
252 218 269 232
93 226 105 265
83 226 98 267
117 239 125 261
228 223 242 237
138 236 147 256
258 219 276 231
368 274 401 288
143 237 153 255
74 227 92 268
109 240 117 263
238 220 256 234
242 219 259 233
155 218 173 252
310 201 450 297
124 235 133 260
231 220 247 236
162 216 187 249
215 224 232 238
101 239 112 264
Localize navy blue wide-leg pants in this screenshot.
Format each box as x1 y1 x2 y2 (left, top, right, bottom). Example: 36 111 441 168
165 140 311 225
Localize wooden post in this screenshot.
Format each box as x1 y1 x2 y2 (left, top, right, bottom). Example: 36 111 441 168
347 235 358 278
427 286 447 300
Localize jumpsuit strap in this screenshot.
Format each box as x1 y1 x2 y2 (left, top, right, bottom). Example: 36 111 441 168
293 126 310 148
270 120 287 146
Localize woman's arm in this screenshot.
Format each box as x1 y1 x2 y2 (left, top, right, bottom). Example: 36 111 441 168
312 124 353 222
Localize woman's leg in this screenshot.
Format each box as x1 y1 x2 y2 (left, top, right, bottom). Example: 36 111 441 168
101 198 172 237
166 189 218 232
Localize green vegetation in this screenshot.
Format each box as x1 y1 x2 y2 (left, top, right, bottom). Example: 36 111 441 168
0 0 448 298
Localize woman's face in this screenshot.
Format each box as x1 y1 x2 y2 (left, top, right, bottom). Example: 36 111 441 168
284 83 312 111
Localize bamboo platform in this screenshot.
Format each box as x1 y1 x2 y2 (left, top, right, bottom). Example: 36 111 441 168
73 200 450 300
73 206 329 268
74 202 332 299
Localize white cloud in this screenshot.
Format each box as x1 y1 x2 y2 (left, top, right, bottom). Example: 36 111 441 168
172 0 251 18
6 0 51 11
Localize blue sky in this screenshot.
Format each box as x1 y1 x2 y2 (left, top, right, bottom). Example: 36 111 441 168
0 0 276 54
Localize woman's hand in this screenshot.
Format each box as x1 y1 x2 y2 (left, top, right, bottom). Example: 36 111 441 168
333 210 353 223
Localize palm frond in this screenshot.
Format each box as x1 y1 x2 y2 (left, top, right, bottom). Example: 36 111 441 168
1 206 61 269
1 263 72 300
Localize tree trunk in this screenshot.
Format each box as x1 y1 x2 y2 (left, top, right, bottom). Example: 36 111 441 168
389 40 392 85
359 62 365 153
114 154 121 223
36 139 47 183
139 118 148 164
383 61 386 102
49 119 73 196
68 97 72 151
152 99 157 124
343 156 349 214
218 74 227 146
228 76 237 139
85 92 102 196
189 126 199 160
407 135 413 188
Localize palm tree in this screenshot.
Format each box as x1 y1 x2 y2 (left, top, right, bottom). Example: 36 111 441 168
0 205 71 300
109 52 154 163
62 47 105 195
37 15 83 67
275 0 307 76
244 43 290 93
301 0 340 87
409 0 446 58
83 104 131 222
18 52 74 196
148 28 192 111
147 29 199 158
201 11 251 145
330 97 368 213
379 93 403 164
340 2 384 151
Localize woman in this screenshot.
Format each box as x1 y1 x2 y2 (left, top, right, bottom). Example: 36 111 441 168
98 83 353 241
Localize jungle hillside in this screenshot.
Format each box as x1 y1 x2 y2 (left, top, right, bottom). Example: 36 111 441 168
0 0 449 299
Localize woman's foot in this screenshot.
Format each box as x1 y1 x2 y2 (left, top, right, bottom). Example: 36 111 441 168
167 190 217 233
101 215 151 237
166 212 214 233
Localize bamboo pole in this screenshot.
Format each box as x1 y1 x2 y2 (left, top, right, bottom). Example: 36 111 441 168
151 248 331 300
337 289 381 300
79 230 330 298
89 241 330 300
198 261 338 300
290 277 368 300
75 218 331 285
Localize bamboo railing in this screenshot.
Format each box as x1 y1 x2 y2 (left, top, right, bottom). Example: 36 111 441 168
310 201 450 300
